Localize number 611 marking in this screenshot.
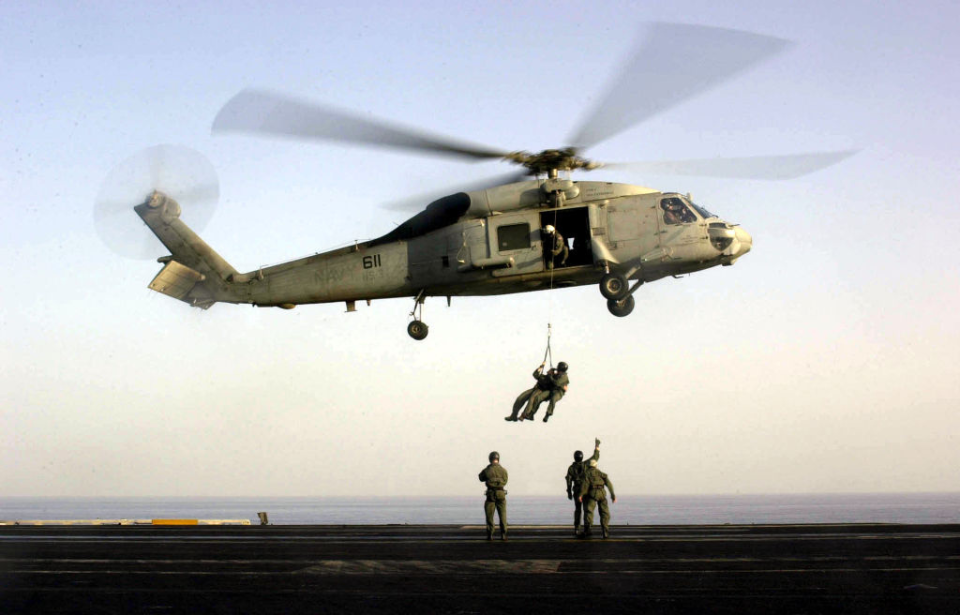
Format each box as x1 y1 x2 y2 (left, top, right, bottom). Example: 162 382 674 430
363 254 382 269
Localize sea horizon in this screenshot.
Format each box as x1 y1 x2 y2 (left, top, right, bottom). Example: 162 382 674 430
3 492 958 525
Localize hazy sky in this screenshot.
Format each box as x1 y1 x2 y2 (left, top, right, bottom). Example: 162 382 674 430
2 1 958 497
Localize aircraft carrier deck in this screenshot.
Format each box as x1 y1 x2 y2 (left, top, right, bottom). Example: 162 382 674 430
1 523 957 614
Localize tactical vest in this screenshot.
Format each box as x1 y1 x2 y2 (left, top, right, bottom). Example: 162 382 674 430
569 463 587 485
485 466 507 490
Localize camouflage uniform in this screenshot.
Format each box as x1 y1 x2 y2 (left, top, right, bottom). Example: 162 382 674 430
565 446 599 535
478 462 508 539
580 464 615 538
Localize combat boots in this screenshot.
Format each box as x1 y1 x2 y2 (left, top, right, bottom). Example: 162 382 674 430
574 524 580 537
486 530 493 541
601 527 609 539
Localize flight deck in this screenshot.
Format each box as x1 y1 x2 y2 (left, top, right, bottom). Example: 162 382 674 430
1 523 957 614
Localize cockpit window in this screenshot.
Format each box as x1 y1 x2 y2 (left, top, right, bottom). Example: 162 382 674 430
687 200 716 219
660 197 697 225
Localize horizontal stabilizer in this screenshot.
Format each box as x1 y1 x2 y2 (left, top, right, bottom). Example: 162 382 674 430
148 260 209 307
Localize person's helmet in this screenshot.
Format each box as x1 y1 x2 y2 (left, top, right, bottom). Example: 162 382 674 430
489 451 500 462
589 459 598 468
557 361 568 372
544 225 556 234
574 450 583 462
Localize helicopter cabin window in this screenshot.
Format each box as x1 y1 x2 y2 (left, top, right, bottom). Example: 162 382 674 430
498 223 530 251
661 197 697 225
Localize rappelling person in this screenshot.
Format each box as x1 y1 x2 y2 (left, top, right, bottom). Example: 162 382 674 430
566 438 600 537
521 361 569 422
543 225 569 270
542 361 569 423
505 363 553 422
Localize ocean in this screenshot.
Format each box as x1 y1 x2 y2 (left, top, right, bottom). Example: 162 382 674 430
2 493 958 525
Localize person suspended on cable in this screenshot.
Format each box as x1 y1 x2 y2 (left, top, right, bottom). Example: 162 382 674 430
504 362 552 422
543 225 568 270
522 361 569 422
542 361 570 423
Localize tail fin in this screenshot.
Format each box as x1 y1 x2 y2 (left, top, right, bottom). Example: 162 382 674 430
135 192 237 309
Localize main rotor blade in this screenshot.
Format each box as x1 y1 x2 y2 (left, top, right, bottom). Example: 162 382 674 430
383 171 530 211
606 150 858 180
213 88 510 161
568 23 793 150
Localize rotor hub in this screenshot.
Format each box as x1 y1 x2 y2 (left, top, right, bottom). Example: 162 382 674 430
504 148 603 177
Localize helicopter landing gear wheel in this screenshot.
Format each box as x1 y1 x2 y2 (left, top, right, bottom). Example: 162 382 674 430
599 273 629 300
607 295 635 317
407 320 429 340
407 290 428 340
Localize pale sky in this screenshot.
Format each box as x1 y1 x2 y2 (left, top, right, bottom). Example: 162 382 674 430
2 0 958 497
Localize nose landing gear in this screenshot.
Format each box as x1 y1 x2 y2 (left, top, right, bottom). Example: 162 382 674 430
600 270 643 317
599 273 628 300
607 295 635 317
407 290 428 340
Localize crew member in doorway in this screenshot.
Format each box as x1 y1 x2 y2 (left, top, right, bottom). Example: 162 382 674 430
505 363 552 422
566 438 600 537
478 451 509 541
579 456 616 539
543 225 569 269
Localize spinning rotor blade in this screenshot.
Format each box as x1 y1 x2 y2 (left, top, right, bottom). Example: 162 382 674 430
213 88 510 161
606 150 858 180
569 23 793 150
383 171 530 211
94 144 219 259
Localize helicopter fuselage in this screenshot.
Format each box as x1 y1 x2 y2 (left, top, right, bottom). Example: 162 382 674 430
136 179 751 334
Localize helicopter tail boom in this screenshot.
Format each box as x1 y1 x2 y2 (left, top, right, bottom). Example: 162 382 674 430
135 192 238 309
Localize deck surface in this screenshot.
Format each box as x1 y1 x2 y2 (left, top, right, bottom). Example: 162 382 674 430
1 523 958 614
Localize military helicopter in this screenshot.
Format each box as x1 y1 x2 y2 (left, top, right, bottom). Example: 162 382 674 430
100 23 854 340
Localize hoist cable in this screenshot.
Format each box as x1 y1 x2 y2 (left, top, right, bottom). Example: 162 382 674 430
542 204 561 369
542 323 552 367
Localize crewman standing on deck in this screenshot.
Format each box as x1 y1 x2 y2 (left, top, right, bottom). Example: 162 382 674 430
579 457 616 539
478 451 509 541
566 438 600 537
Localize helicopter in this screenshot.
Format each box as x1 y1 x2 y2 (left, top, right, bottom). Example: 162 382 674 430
107 23 854 340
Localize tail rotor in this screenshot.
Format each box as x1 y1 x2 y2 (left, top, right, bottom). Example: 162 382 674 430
94 144 219 259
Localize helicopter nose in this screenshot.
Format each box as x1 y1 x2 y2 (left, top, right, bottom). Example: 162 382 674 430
735 227 752 256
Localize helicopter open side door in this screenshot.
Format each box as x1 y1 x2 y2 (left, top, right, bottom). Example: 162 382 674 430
540 205 594 269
